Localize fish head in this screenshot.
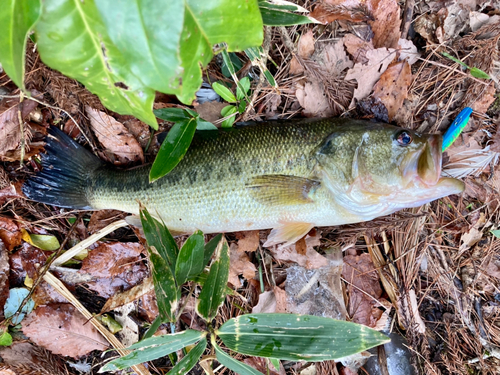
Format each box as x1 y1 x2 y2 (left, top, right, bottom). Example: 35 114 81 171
316 124 464 211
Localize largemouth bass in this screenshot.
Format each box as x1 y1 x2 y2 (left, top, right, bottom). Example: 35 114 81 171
23 118 464 246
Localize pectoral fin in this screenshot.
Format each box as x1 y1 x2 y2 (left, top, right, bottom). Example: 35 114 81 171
263 222 314 248
247 175 320 206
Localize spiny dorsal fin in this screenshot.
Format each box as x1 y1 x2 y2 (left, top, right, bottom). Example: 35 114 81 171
247 175 320 206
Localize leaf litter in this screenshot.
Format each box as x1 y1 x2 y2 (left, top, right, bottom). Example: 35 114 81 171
1 0 500 373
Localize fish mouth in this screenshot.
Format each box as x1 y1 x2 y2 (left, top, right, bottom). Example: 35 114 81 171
417 134 442 186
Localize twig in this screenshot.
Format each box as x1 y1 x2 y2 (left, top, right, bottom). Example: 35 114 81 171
401 0 415 40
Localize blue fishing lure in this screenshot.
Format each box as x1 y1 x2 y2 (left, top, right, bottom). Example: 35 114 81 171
442 107 473 151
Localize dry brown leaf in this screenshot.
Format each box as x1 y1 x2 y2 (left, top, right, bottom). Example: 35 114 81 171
78 242 148 298
101 277 153 314
243 357 286 375
235 230 260 253
193 101 227 123
0 99 38 158
470 83 496 114
22 304 108 358
86 106 144 165
252 290 277 313
228 243 257 286
369 0 401 49
477 258 500 294
290 30 315 75
271 232 327 269
88 210 126 234
342 253 382 327
138 289 159 323
0 342 68 375
343 34 374 64
345 47 395 104
9 243 48 286
295 79 334 118
274 286 287 313
0 240 9 320
372 60 412 121
310 0 371 24
0 217 22 251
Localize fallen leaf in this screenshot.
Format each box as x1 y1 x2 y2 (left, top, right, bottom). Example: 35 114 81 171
0 99 38 158
470 12 500 32
138 289 159 323
101 277 153 314
343 34 374 64
273 286 287 313
314 39 353 76
0 217 22 251
295 79 334 118
368 0 401 49
270 232 327 269
86 106 144 165
342 253 382 327
290 30 316 75
414 13 444 44
0 342 68 375
116 115 151 149
243 357 286 375
113 303 139 347
228 243 257 287
438 2 471 43
88 210 126 234
0 181 24 205
235 230 260 253
470 83 496 114
345 47 395 104
78 242 148 298
372 60 412 121
22 304 108 358
0 239 9 319
193 101 227 123
397 38 419 65
8 243 48 285
310 0 371 24
477 257 500 293
252 290 277 313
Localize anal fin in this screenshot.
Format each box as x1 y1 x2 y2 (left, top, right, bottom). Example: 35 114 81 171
263 222 314 248
247 175 320 206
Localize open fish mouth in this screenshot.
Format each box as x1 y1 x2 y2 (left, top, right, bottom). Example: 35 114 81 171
417 134 442 186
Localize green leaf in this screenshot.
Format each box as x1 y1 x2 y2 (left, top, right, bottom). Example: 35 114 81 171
203 234 223 267
139 205 178 272
258 0 309 13
175 230 205 285
258 5 318 26
196 236 230 321
154 108 191 123
221 52 243 78
143 316 162 340
441 52 469 68
213 337 264 375
270 358 280 371
167 337 207 375
469 67 491 79
0 0 41 91
4 288 35 325
196 119 218 131
238 100 247 114
150 117 198 182
216 313 391 361
244 47 277 88
22 231 60 251
221 105 238 128
0 331 13 346
212 82 237 103
491 229 500 238
263 70 277 87
150 249 179 323
34 0 157 128
99 330 205 372
237 77 251 101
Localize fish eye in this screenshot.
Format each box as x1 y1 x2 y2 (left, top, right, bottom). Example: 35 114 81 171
396 131 412 146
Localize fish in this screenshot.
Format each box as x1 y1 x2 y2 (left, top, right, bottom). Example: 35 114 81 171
22 118 465 246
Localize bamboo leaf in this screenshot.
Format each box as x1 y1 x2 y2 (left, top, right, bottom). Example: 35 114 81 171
0 0 41 91
212 82 237 103
139 205 178 272
154 108 191 123
217 313 390 361
167 337 207 375
150 117 198 182
149 249 179 323
213 336 264 375
203 234 223 267
175 230 205 285
99 330 205 372
196 236 230 321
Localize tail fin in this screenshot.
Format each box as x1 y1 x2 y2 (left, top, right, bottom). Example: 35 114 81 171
22 127 104 209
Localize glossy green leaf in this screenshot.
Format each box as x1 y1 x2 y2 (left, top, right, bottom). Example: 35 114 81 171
167 337 207 375
34 0 157 128
491 229 500 238
221 52 243 78
441 52 468 68
238 100 247 114
217 313 390 361
150 117 198 182
469 67 491 79
258 0 309 12
4 288 35 325
99 330 205 372
270 358 280 371
263 70 277 87
94 0 185 95
213 337 264 375
175 230 205 285
139 205 178 272
154 108 191 123
258 1 318 26
221 105 238 128
0 331 13 346
212 82 237 103
0 0 41 90
196 119 218 130
203 234 223 267
143 315 162 340
244 47 277 88
196 236 229 321
24 233 60 251
237 77 251 101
